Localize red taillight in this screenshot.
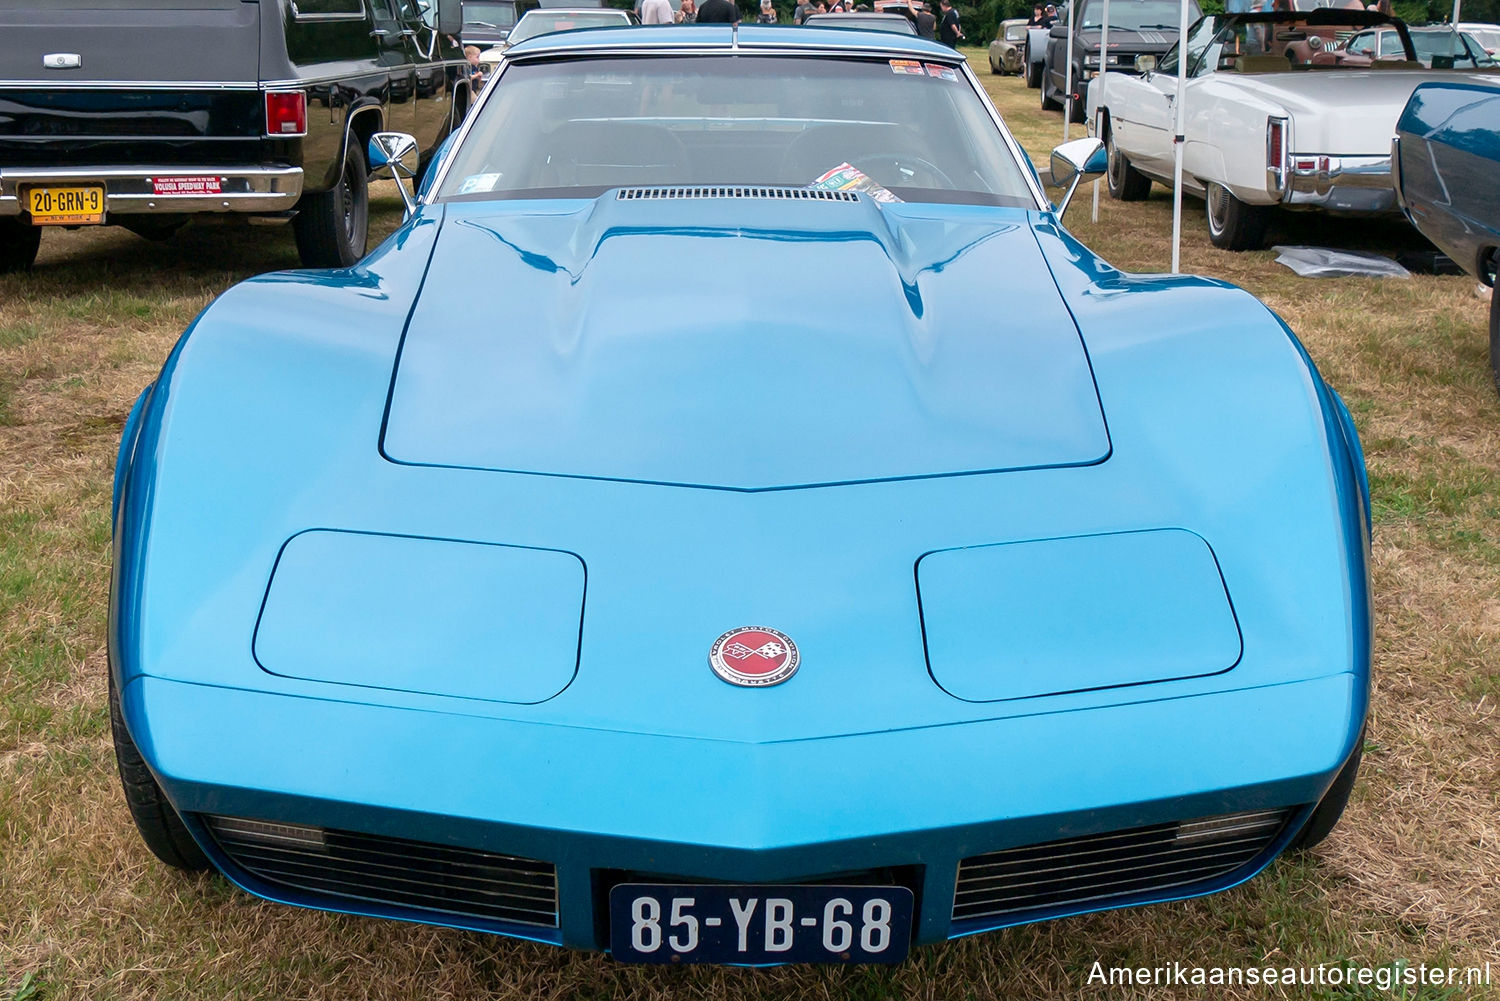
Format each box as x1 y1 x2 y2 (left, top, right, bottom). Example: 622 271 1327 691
264 90 307 137
1267 118 1285 169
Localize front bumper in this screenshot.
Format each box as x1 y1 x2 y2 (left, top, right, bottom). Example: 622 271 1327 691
0 164 303 218
126 670 1364 953
1280 154 1396 214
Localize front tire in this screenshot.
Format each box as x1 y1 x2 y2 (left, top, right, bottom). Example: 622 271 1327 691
1068 73 1087 123
1288 731 1363 851
1040 62 1062 111
1105 124 1151 201
293 141 370 268
110 672 211 871
0 217 42 273
1205 182 1271 251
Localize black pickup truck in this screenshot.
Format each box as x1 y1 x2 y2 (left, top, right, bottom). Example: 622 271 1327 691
0 0 467 271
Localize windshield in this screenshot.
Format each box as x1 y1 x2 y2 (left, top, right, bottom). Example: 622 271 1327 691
463 1 517 28
1410 28 1495 65
1467 27 1500 51
508 10 630 43
805 14 917 31
1079 0 1197 31
437 55 1036 206
1165 13 1416 74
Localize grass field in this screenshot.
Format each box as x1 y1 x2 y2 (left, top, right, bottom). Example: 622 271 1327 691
2 52 1498 1000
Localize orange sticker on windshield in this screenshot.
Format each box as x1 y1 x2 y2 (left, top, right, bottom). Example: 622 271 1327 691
889 59 925 75
924 63 959 81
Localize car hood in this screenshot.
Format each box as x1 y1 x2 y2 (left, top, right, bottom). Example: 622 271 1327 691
383 196 1109 490
1075 26 1182 52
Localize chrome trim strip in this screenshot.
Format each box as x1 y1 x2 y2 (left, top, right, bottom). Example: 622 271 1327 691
0 166 303 217
0 81 259 90
260 62 463 90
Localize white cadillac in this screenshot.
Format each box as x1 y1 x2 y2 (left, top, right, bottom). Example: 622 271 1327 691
1086 9 1466 249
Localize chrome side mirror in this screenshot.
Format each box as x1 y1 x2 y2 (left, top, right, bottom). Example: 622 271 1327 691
1135 53 1157 73
369 132 421 216
1048 137 1107 218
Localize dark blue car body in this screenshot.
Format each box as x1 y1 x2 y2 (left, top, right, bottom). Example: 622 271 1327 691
1394 76 1500 391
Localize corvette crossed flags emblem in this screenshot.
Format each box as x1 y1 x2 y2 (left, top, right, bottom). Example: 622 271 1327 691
708 626 800 687
723 640 787 661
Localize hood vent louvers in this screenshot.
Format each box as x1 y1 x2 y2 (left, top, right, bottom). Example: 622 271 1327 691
616 186 859 202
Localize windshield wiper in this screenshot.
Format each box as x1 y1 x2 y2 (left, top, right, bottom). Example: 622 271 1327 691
466 20 500 27
1133 23 1180 29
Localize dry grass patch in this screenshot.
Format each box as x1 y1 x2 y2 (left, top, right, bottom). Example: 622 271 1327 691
3 103 1498 998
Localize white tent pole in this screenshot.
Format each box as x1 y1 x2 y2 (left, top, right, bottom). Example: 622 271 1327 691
1453 0 1461 23
1063 0 1075 141
1170 0 1188 273
1092 0 1109 221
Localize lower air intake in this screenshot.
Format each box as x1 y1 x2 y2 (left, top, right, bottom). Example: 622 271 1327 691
616 186 859 202
953 808 1294 923
204 816 558 928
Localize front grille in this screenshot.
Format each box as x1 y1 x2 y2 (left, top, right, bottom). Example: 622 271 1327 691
953 808 1294 923
205 816 558 928
616 185 859 202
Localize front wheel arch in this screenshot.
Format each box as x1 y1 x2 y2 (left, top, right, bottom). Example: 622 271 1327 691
334 103 385 190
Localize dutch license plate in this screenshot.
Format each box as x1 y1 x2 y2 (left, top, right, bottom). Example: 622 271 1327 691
26 185 105 225
608 884 913 965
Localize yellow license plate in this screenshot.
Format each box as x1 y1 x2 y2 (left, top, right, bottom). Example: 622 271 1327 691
26 185 106 225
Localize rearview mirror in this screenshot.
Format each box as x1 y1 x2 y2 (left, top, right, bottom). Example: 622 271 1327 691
369 132 421 217
436 0 463 36
1135 53 1156 73
1048 137 1107 218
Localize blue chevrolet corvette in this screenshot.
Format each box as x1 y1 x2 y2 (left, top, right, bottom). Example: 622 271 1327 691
110 25 1372 965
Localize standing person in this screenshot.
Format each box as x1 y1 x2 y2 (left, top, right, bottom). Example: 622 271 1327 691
677 0 698 21
641 0 675 23
696 0 741 20
793 0 809 21
1027 4 1046 24
461 45 485 95
1041 3 1057 26
757 0 778 20
914 0 937 37
937 0 964 46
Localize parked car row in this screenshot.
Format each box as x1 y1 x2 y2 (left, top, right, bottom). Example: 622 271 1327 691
1085 8 1500 251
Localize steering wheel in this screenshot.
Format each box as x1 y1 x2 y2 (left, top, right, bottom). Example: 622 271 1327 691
848 152 956 190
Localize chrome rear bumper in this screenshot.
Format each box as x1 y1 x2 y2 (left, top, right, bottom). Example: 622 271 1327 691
1282 154 1395 214
0 165 303 218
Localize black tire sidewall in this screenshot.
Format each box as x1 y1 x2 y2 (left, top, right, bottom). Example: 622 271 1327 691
294 140 371 268
109 671 212 871
0 217 42 273
338 144 370 264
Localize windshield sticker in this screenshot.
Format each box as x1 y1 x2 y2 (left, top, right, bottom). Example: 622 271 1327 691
924 63 959 81
457 173 504 195
807 163 902 204
889 59 925 75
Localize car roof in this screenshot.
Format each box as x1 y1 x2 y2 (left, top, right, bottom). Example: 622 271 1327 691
504 23 963 57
